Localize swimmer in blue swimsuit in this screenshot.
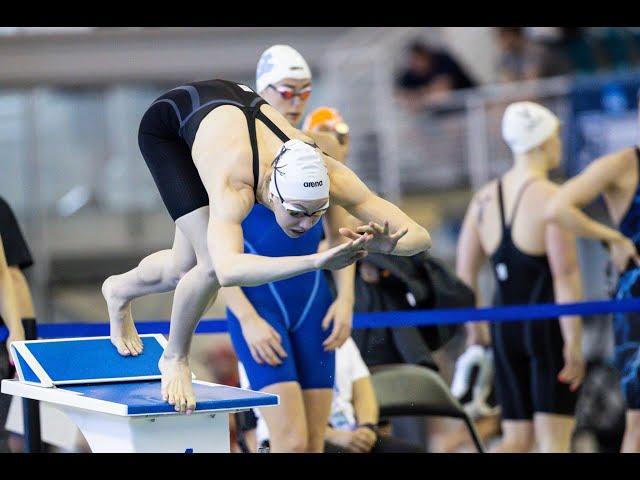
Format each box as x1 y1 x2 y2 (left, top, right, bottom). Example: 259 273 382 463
224 45 358 453
548 95 640 451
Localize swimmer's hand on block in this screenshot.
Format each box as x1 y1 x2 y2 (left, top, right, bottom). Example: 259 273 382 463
339 221 409 255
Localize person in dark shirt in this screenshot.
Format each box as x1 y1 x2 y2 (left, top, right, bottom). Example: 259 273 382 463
0 196 36 453
396 41 476 112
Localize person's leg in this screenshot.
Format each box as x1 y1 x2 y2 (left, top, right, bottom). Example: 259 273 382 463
617 343 640 452
8 267 35 318
621 410 640 452
529 320 578 453
534 413 575 452
259 382 309 452
292 287 336 453
158 206 221 414
228 303 306 452
102 227 197 356
302 389 333 452
490 322 535 453
491 420 535 453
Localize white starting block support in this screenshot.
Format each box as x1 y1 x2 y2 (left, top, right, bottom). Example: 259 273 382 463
1 335 278 453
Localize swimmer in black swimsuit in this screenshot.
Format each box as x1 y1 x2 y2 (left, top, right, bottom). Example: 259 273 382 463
101 76 432 415
457 102 585 452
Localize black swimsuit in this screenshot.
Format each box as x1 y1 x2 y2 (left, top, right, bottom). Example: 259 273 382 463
137 79 292 221
490 178 577 420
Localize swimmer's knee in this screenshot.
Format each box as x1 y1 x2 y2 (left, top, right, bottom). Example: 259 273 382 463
195 263 220 287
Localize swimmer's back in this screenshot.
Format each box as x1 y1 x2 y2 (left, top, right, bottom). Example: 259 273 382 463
474 173 558 258
145 79 266 149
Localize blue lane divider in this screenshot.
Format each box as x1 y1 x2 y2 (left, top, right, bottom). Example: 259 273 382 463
1 297 639 340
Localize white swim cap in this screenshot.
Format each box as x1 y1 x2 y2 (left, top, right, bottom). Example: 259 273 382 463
502 101 560 155
256 45 312 94
269 139 330 205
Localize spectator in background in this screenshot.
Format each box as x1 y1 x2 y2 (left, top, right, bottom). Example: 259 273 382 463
496 27 571 82
0 195 36 453
238 337 425 453
395 41 476 112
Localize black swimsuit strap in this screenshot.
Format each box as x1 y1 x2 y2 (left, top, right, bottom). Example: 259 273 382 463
243 108 261 199
509 177 539 227
256 109 291 143
497 180 506 230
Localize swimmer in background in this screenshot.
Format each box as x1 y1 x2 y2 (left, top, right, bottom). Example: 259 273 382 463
546 91 640 452
456 102 584 452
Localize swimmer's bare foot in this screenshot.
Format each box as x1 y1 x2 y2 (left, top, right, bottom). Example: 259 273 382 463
159 354 196 415
102 276 144 356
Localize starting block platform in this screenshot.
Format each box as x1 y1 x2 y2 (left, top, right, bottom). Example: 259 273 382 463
1 334 278 452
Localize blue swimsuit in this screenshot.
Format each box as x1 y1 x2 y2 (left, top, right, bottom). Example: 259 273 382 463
613 146 640 409
226 204 336 391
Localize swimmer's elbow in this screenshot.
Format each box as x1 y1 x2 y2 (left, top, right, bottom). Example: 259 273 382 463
421 227 432 251
399 226 431 256
414 226 432 253
214 260 240 288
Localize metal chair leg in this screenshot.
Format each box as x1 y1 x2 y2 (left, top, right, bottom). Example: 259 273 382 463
462 414 485 453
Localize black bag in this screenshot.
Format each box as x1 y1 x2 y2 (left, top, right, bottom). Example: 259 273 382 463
355 252 474 351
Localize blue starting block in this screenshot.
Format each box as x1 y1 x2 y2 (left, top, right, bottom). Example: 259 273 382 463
1 334 278 452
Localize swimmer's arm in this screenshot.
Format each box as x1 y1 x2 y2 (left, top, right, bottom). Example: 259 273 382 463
210 192 317 287
309 131 347 164
545 154 627 243
220 287 260 323
546 223 583 347
456 195 490 346
0 237 23 338
330 160 431 256
324 206 358 304
352 376 379 427
210 184 365 288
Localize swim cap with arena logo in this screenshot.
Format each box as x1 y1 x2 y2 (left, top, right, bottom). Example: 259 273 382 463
502 101 560 155
256 45 312 94
269 139 330 209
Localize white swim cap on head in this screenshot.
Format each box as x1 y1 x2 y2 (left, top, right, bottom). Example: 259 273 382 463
256 45 312 94
269 139 330 206
502 101 560 154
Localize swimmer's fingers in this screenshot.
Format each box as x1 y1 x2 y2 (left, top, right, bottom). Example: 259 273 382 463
350 233 372 250
362 221 385 235
339 227 362 241
321 302 337 331
355 225 375 235
390 226 409 241
248 345 264 365
257 343 281 366
268 335 288 360
323 322 348 351
558 362 585 392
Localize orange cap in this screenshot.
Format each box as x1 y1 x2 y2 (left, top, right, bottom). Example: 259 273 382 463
302 107 344 132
